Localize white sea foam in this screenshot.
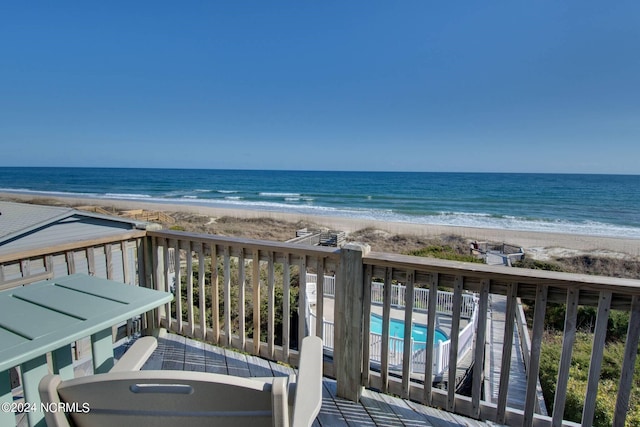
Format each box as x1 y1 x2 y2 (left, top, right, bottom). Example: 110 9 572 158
0 188 100 198
104 193 152 199
259 192 301 197
2 187 639 239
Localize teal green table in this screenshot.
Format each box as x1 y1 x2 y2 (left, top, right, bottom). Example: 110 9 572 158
0 274 172 427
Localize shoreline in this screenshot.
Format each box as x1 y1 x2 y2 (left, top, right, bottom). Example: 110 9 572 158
2 192 640 259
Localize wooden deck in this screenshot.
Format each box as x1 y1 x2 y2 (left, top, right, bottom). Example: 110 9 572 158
120 332 504 427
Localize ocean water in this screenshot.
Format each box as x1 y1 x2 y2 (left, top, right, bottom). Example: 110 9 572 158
1 167 639 239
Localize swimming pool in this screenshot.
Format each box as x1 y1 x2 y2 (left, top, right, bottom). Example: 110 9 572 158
370 314 448 344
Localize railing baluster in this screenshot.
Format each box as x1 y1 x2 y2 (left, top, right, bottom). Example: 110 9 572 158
252 248 261 355
173 239 182 334
122 241 131 285
361 264 373 387
582 291 612 427
66 250 76 274
497 282 518 424
447 275 464 412
197 243 206 340
223 246 231 347
423 272 438 405
472 279 490 419
298 255 307 350
238 248 246 351
315 257 325 339
140 236 151 292
282 254 291 363
552 288 579 427
523 285 548 426
402 270 415 399
186 241 195 337
45 254 54 281
211 243 220 344
152 237 162 327
105 243 114 280
87 247 95 276
162 238 172 329
381 267 392 393
185 242 196 337
267 251 275 359
613 295 640 427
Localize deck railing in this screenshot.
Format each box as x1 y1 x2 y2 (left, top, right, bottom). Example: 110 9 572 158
306 272 479 376
2 229 640 427
307 272 476 318
146 230 341 374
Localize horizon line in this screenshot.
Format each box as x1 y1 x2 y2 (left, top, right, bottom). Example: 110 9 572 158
1 165 639 176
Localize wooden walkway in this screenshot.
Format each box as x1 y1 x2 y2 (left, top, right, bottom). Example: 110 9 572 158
125 332 503 427
486 294 527 410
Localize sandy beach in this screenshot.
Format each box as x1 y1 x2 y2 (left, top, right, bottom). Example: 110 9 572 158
3 192 640 261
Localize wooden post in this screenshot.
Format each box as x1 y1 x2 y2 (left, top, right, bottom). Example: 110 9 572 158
140 236 156 331
141 236 154 289
335 243 369 402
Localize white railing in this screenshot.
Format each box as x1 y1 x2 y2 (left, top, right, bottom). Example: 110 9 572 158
306 273 479 376
308 312 334 351
306 272 336 297
310 310 445 374
369 332 408 368
306 273 476 319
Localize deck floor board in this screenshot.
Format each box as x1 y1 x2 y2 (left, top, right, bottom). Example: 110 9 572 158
135 333 504 427
13 331 506 427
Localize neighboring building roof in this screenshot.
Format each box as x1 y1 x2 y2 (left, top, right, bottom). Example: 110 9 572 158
0 201 150 257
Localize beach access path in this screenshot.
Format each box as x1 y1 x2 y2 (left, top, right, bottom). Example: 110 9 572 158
486 295 528 411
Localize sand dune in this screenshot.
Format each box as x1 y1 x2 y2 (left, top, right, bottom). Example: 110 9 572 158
3 192 640 260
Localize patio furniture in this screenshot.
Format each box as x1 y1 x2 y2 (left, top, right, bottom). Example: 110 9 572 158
39 335 323 427
0 274 172 427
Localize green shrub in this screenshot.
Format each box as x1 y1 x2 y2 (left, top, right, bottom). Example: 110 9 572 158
512 258 565 272
540 331 640 426
408 245 483 263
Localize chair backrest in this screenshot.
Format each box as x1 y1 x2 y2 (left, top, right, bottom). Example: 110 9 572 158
39 336 323 427
291 335 323 427
40 370 286 427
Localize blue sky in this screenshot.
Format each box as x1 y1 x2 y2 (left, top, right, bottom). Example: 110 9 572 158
1 1 639 173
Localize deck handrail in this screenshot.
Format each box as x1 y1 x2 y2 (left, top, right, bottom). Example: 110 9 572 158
3 229 640 427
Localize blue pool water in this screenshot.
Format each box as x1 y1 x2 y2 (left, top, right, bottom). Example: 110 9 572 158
370 314 448 344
